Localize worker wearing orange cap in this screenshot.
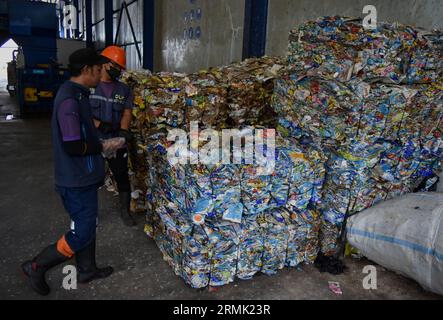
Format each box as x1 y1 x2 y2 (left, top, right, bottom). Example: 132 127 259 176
90 45 136 226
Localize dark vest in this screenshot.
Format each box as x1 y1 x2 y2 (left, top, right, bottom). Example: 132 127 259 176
90 81 132 139
51 81 105 188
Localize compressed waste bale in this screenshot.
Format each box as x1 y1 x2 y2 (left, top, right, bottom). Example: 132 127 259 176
274 16 443 257
139 128 324 288
218 57 285 126
288 16 443 84
183 70 228 130
120 17 442 285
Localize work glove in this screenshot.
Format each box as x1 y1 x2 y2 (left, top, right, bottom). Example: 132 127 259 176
118 129 133 143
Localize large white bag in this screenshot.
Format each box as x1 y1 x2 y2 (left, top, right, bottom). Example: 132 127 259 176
347 193 443 295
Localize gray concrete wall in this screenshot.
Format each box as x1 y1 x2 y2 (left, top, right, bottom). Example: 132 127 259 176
91 0 105 48
267 0 443 57
154 0 245 73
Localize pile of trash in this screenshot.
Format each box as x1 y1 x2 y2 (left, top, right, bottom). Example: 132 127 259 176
124 56 284 131
123 58 330 288
121 17 442 286
273 16 443 254
142 132 325 288
287 16 443 84
217 57 285 126
123 57 286 216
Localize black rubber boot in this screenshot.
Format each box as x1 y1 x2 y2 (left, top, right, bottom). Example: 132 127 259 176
21 244 69 296
119 191 136 226
76 237 113 284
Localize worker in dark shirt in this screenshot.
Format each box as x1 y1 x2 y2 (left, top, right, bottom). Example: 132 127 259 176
21 48 121 296
90 46 136 226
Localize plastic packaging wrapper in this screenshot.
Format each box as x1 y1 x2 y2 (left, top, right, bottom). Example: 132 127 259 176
183 71 228 129
101 137 126 159
218 57 285 126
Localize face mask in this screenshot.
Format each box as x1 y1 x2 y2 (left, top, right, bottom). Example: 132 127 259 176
107 66 122 81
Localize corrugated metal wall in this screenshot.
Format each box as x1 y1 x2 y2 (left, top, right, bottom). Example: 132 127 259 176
91 0 105 46
113 0 144 70
91 0 144 70
92 1 105 47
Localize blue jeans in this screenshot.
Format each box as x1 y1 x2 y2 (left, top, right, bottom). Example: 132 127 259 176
55 184 99 252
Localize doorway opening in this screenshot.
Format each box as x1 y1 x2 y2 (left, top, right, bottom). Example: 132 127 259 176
0 39 19 94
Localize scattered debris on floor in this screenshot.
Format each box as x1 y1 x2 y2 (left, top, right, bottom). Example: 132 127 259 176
328 281 343 295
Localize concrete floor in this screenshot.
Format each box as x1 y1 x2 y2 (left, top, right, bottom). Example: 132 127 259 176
0 92 441 300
